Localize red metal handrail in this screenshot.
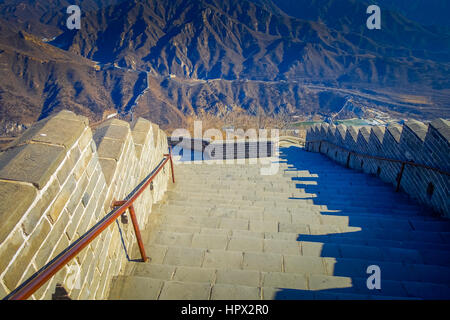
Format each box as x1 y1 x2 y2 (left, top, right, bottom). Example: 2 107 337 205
4 148 175 300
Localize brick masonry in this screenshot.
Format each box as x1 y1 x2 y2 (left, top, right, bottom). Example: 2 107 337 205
0 110 171 299
305 119 449 217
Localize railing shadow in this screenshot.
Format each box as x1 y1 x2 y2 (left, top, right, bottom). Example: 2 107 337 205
271 146 449 300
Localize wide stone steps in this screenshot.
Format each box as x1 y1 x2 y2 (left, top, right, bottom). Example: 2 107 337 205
144 243 449 286
108 257 450 299
108 147 450 300
156 213 449 245
145 229 450 266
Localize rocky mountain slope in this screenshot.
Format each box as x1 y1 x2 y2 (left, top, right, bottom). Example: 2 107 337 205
0 0 448 134
0 21 142 136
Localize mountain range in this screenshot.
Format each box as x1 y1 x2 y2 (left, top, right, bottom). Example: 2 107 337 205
0 0 449 135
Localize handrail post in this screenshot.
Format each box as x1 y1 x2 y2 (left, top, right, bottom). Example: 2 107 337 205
168 146 175 183
396 162 406 192
346 151 352 168
128 205 148 262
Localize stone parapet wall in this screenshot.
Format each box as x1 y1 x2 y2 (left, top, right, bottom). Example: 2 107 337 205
305 119 449 217
0 110 170 299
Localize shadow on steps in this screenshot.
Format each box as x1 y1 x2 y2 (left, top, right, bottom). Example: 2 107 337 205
272 146 450 300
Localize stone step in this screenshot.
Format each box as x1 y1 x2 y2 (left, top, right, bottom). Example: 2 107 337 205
157 214 450 245
154 224 450 252
147 229 450 266
141 241 450 287
112 147 450 300
158 204 449 233
112 263 448 299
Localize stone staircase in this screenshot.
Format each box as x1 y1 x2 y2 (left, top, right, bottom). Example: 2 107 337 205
108 146 450 300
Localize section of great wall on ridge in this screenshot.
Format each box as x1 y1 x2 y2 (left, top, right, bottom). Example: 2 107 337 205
0 110 449 300
305 120 449 217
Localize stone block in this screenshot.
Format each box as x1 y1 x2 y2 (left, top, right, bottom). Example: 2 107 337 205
262 272 307 290
11 115 86 150
0 144 65 189
66 175 88 215
77 127 93 152
34 213 69 267
159 281 210 300
56 146 81 185
243 252 282 272
0 181 37 243
284 255 327 275
308 274 352 291
202 249 243 269
227 237 263 252
249 220 278 232
263 239 301 255
211 284 260 300
163 247 204 267
191 234 228 250
47 176 76 223
3 218 51 290
96 138 124 161
215 269 260 287
0 228 24 273
94 124 130 144
132 118 152 133
98 159 117 185
133 264 175 280
108 276 163 300
131 131 148 146
154 231 193 247
173 266 215 283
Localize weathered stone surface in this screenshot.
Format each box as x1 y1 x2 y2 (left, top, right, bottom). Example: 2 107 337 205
108 276 163 300
3 218 50 290
0 144 66 189
94 124 130 144
227 237 263 252
159 281 210 300
34 213 69 267
243 252 282 272
0 282 8 299
96 139 124 161
0 181 37 243
202 250 243 269
308 274 352 291
132 118 152 133
47 176 76 223
215 269 260 287
191 234 227 250
430 119 450 142
262 272 307 290
404 120 428 142
131 131 148 146
0 228 24 273
211 284 260 300
21 119 85 150
173 266 215 283
163 247 204 267
133 264 175 280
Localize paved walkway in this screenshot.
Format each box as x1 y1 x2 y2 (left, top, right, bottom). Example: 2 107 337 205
108 146 450 299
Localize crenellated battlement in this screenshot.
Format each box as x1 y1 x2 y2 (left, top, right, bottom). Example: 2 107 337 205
0 110 171 299
305 119 449 217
